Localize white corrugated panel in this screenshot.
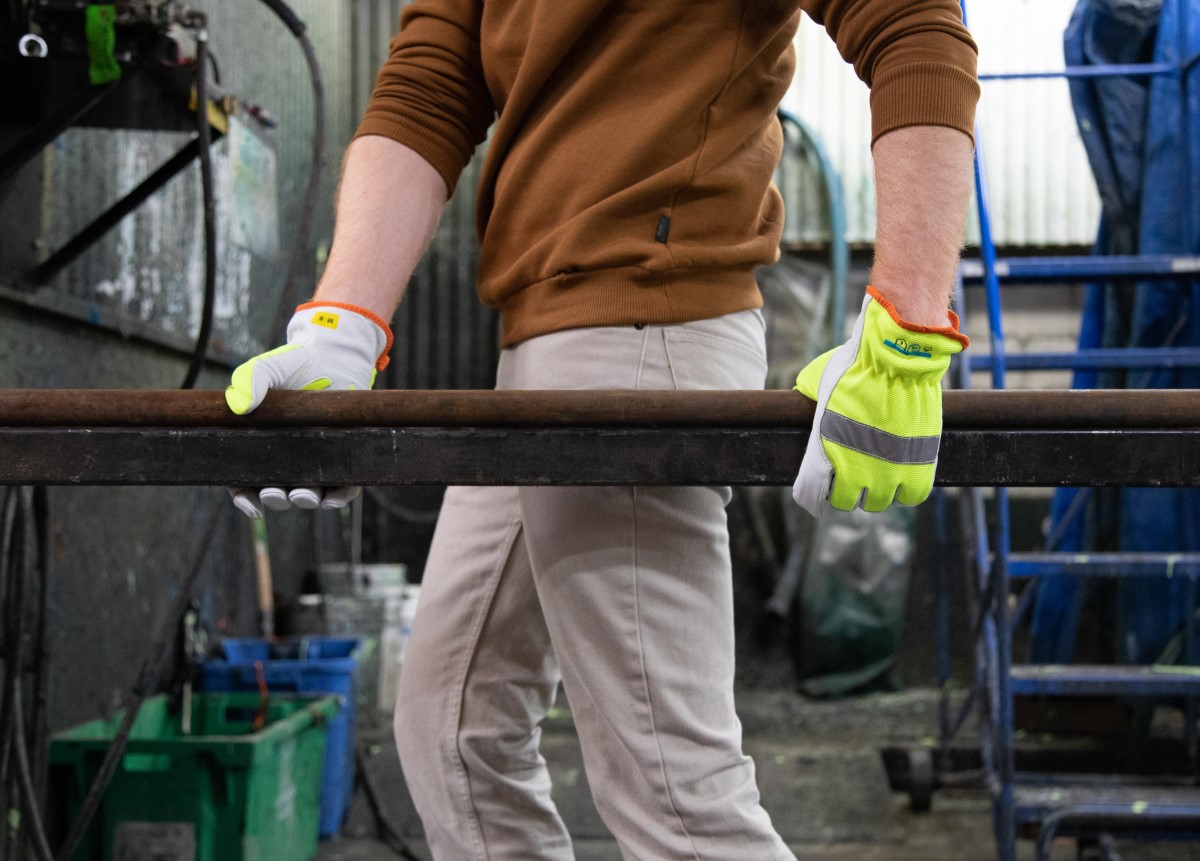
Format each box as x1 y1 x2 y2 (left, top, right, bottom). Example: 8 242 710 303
781 0 1102 247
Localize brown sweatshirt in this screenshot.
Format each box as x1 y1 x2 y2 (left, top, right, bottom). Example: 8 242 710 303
357 0 979 347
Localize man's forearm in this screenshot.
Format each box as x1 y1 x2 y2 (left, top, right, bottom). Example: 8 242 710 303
870 125 975 328
312 135 449 321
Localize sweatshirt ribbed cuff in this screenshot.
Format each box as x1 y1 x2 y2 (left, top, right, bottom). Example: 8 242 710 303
870 61 980 145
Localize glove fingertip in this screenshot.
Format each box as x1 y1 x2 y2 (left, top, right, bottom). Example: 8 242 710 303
225 385 253 416
259 488 292 511
288 488 323 510
320 486 361 510
229 489 264 520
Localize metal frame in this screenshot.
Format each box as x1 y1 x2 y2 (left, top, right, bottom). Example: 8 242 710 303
6 425 1200 488
0 62 227 289
0 78 123 185
5 388 1200 487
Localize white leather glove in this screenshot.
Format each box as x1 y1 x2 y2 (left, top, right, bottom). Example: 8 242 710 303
225 302 392 519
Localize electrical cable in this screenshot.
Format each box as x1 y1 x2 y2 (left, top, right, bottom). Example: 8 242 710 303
54 498 224 861
356 744 421 861
0 488 19 860
180 20 217 390
0 489 53 861
256 0 326 344
364 487 442 525
9 488 33 861
0 489 19 777
29 486 49 824
12 678 52 861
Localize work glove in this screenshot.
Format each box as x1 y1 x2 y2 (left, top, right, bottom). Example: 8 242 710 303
225 301 392 519
792 285 968 515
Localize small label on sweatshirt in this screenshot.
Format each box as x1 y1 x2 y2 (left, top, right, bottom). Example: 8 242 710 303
656 216 671 244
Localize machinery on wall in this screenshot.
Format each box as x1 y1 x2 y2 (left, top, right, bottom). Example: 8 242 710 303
6 0 201 64
1 0 225 390
0 3 321 856
0 0 323 390
1 0 215 145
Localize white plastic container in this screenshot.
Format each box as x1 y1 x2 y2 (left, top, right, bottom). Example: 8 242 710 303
377 585 421 719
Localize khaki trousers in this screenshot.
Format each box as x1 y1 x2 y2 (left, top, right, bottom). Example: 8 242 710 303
394 309 794 861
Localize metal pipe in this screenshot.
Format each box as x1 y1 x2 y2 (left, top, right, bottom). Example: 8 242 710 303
3 389 1200 430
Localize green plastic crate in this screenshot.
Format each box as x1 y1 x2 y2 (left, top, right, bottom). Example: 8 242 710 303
49 692 340 861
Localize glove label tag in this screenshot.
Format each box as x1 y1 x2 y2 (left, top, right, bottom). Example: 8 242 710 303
883 337 932 358
312 311 341 330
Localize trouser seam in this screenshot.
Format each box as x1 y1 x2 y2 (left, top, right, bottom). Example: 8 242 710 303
630 495 703 860
444 513 524 861
631 321 701 859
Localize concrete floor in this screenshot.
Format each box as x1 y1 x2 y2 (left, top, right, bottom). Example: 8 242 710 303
317 689 1200 861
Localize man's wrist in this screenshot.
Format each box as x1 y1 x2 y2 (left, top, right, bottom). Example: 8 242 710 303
311 281 399 323
868 278 953 329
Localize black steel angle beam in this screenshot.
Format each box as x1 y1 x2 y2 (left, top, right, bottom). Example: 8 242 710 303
1 427 1198 487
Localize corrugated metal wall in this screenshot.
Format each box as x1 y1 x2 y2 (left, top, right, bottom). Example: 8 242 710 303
782 0 1103 248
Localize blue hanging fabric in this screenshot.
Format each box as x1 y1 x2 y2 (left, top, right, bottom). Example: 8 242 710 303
1030 0 1162 663
1032 0 1200 666
1033 0 1200 663
1116 0 1200 665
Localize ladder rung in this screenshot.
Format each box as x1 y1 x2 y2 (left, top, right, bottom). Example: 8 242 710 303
1008 553 1200 579
1015 784 1200 829
969 347 1200 372
1012 665 1200 697
962 255 1200 284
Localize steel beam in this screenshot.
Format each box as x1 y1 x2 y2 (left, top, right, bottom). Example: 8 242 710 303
2 389 1199 487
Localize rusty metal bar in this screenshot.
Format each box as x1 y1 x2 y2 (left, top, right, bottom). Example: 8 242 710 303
1 389 1199 430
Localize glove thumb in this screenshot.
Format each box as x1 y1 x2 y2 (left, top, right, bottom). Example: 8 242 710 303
794 348 838 401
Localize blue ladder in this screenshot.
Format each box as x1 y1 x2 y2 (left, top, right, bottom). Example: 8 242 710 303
940 3 1200 860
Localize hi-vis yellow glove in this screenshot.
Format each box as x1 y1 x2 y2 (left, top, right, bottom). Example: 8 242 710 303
225 301 392 519
792 286 968 515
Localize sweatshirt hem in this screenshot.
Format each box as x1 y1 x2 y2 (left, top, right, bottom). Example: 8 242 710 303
495 266 764 348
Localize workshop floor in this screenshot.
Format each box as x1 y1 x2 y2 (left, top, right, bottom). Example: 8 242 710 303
317 689 1199 861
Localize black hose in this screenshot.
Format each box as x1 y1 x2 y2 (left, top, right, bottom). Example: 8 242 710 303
29 487 49 819
364 488 441 525
259 0 326 343
0 488 53 861
0 488 20 860
54 499 224 861
356 745 422 861
252 0 307 38
0 489 22 820
11 680 52 861
180 24 217 390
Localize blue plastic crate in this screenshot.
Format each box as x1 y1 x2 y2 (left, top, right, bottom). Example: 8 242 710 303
199 637 359 838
